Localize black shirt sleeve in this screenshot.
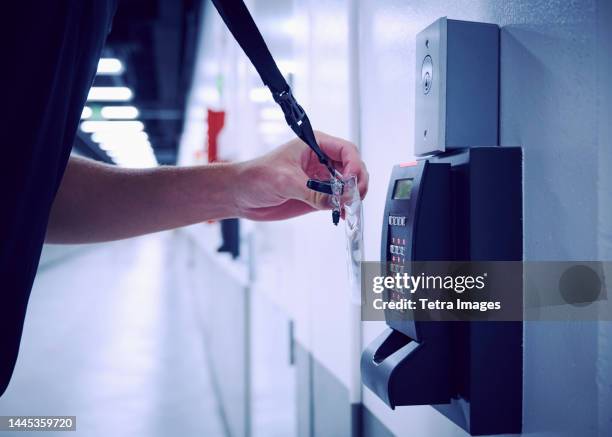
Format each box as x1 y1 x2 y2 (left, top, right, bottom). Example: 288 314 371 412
0 0 118 397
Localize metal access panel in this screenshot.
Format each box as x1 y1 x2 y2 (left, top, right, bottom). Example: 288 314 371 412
430 147 523 436
415 18 500 156
361 147 523 436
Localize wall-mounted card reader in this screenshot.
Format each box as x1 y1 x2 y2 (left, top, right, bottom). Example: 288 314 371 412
361 160 452 408
361 148 523 435
361 15 522 435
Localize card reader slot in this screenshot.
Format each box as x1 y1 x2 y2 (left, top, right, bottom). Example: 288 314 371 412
361 327 451 408
372 329 418 365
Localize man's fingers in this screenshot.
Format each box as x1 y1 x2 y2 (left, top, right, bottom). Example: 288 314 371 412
314 131 361 168
345 161 369 199
357 161 369 199
313 131 369 200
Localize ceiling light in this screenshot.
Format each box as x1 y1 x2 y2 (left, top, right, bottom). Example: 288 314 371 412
109 149 158 168
107 150 158 168
98 138 151 150
87 86 133 102
91 130 149 144
101 106 139 119
81 106 93 119
97 58 124 75
80 120 144 133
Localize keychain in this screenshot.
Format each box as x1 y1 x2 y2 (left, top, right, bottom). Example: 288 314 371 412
307 172 345 225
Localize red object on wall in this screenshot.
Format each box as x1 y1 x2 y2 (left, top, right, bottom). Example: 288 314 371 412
207 109 225 163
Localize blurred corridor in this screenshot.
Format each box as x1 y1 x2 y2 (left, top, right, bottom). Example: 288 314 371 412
0 234 225 437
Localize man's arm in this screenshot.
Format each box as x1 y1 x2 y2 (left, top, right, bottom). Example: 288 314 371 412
46 156 241 243
47 132 368 244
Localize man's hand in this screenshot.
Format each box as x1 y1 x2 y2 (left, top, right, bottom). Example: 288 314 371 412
47 132 368 243
233 131 368 221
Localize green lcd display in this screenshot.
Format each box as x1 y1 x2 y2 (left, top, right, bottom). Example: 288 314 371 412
392 178 414 199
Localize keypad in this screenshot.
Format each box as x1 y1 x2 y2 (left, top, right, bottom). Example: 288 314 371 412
388 214 409 277
388 215 406 226
388 237 407 275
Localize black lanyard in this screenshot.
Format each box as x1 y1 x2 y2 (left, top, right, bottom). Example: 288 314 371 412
209 0 336 178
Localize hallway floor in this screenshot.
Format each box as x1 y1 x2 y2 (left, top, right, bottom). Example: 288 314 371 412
0 233 225 437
